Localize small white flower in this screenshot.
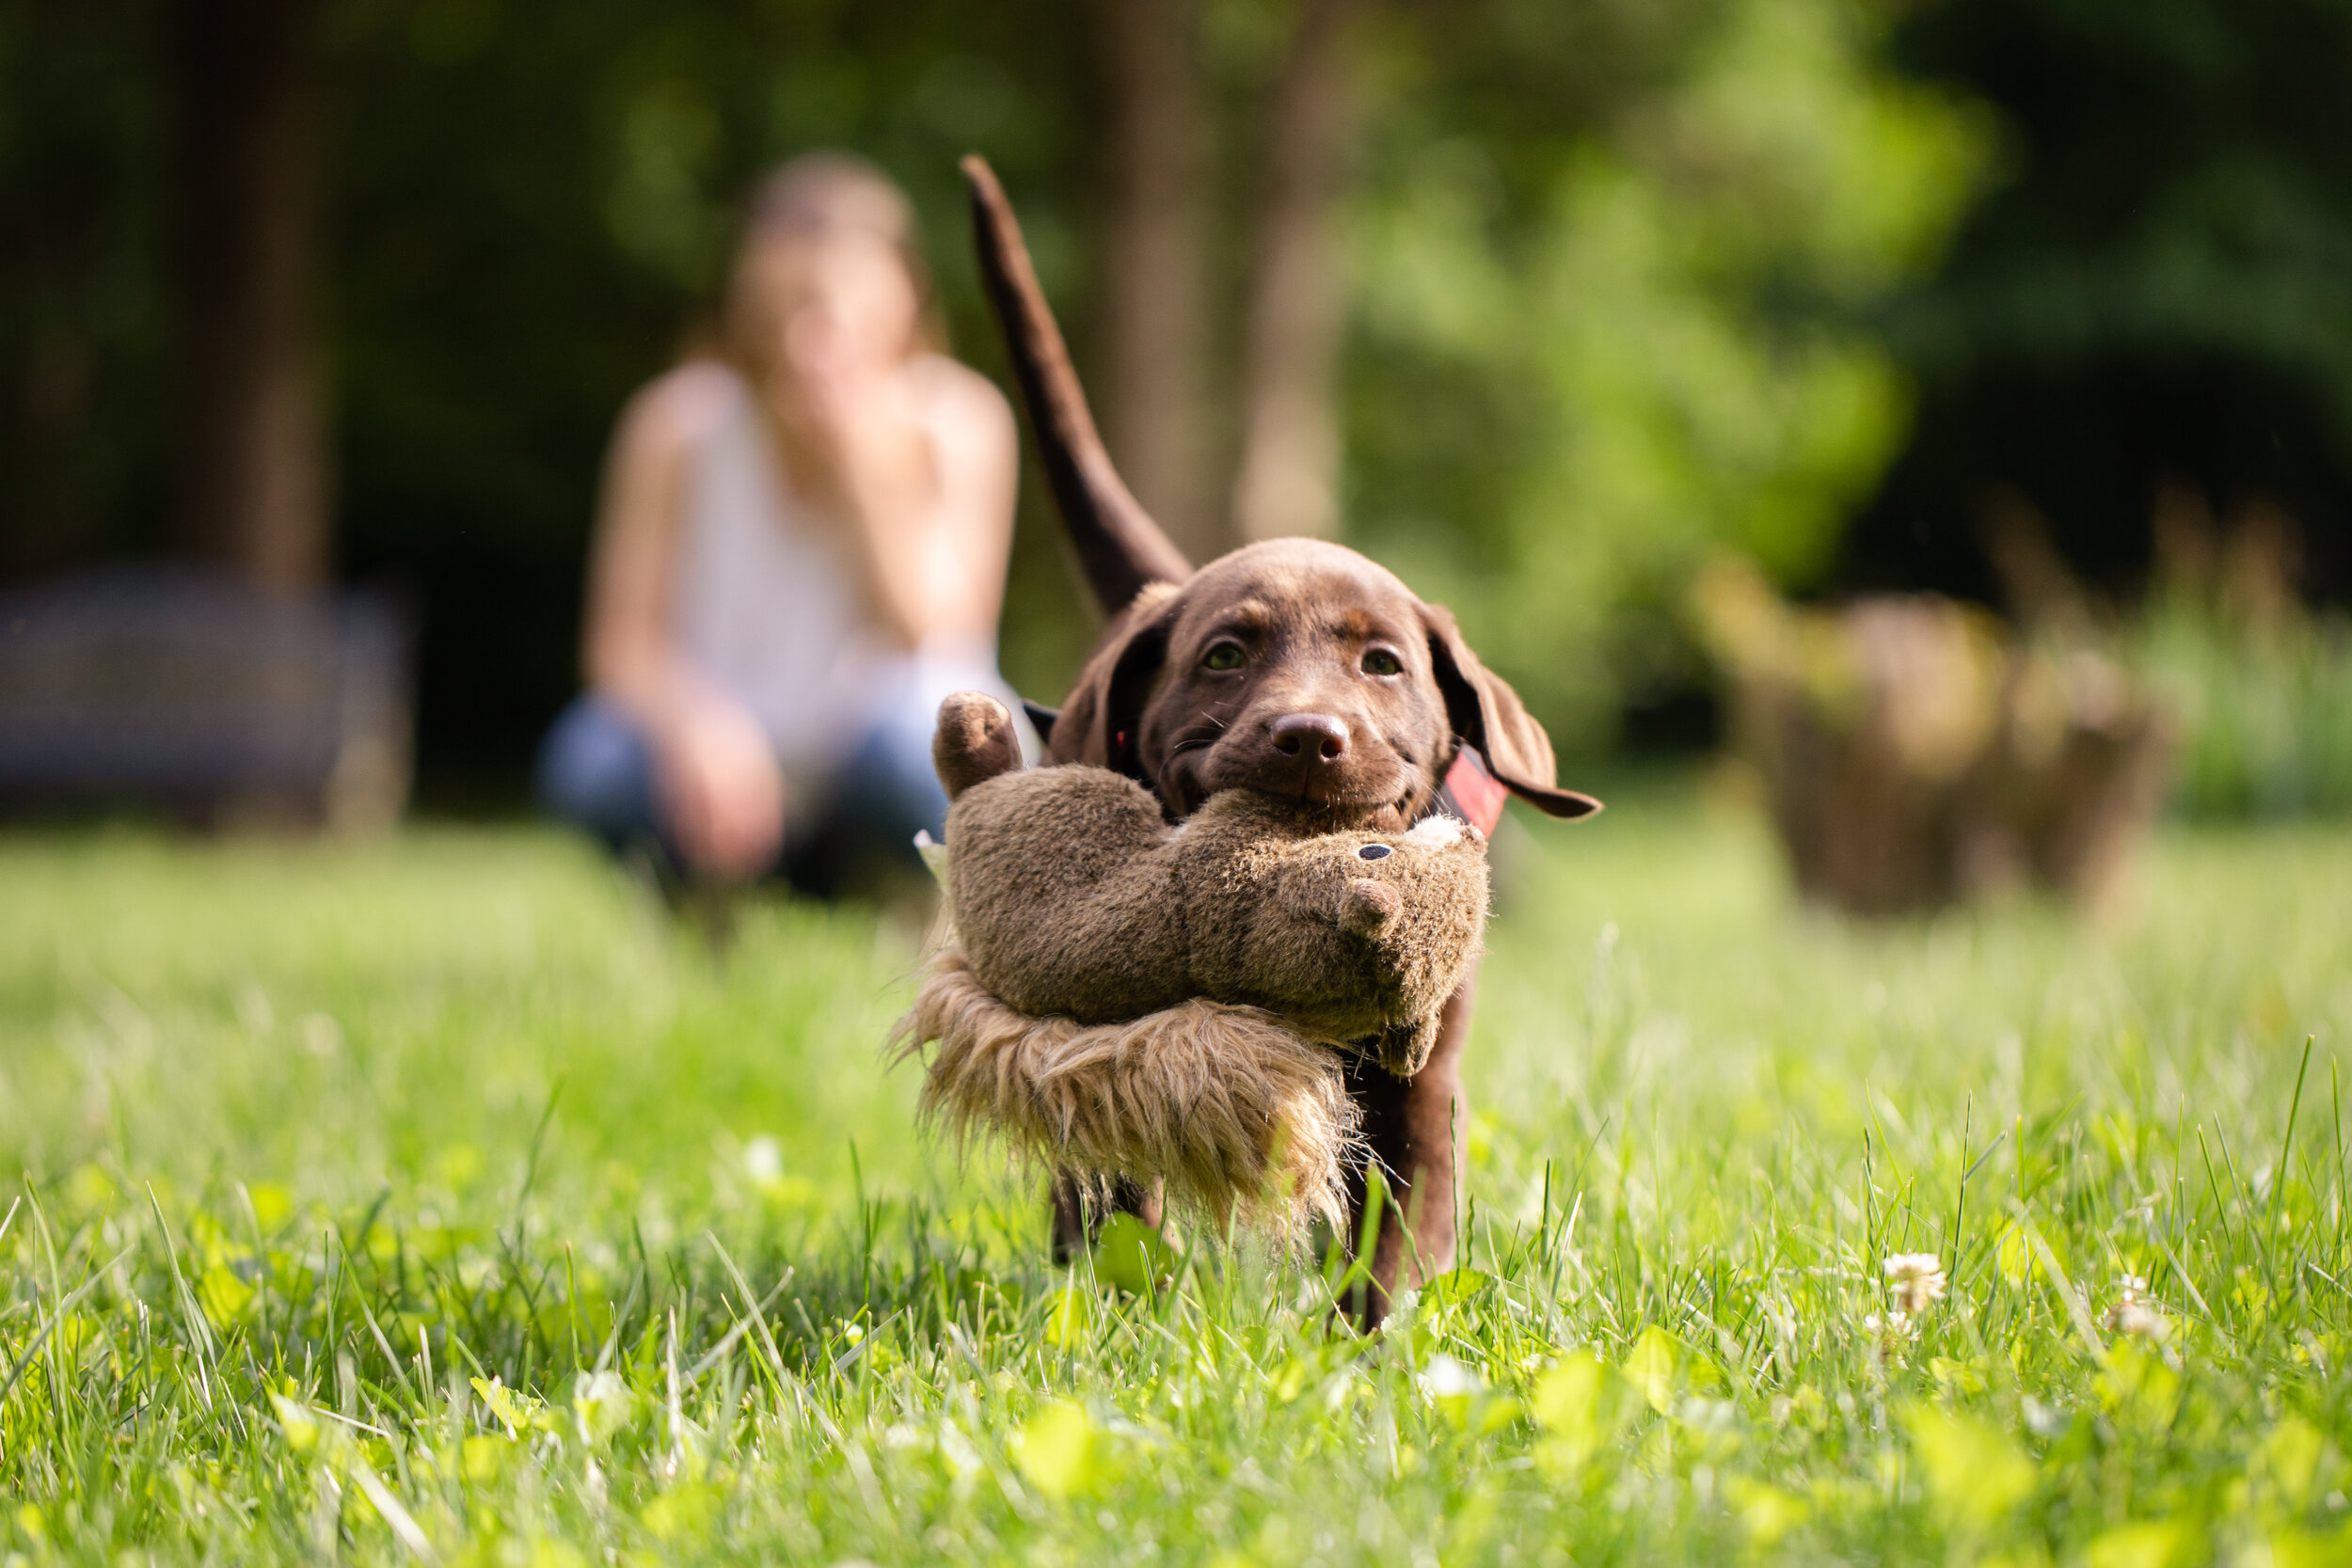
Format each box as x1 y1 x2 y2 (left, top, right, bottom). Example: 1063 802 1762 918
1862 1311 1917 1341
1882 1253 1947 1318
1860 1309 1917 1368
2103 1276 2168 1339
2022 1396 2070 1438
936 1422 983 1477
571 1370 639 1446
1417 1353 1483 1402
298 1013 342 1058
743 1135 785 1185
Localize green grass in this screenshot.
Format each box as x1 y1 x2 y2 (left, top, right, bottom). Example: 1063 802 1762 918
3 784 2349 1565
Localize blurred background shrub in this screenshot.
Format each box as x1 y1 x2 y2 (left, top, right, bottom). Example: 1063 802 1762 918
1350 0 1989 748
3 0 2349 815
2132 499 2352 819
2143 600 2352 819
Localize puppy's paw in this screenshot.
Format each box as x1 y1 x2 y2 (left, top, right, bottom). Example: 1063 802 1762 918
1375 1013 1439 1079
933 692 1024 800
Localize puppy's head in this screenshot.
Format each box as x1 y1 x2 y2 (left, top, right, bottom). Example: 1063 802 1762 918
1046 539 1600 826
959 157 1596 830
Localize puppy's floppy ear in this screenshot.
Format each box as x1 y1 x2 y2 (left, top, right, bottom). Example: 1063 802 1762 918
1047 582 1182 783
1421 602 1602 819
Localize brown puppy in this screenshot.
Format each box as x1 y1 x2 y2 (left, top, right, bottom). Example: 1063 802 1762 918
961 156 1598 1325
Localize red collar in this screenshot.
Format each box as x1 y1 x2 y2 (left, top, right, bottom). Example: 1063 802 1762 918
1438 748 1510 835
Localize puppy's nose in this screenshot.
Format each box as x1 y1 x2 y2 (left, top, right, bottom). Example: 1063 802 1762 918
1270 713 1350 762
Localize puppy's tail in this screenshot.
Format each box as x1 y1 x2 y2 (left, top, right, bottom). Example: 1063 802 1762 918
961 155 1191 614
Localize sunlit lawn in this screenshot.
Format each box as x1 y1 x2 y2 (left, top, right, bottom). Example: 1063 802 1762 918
3 779 2348 1565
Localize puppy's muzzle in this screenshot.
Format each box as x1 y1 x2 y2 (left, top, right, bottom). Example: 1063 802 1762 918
1264 712 1351 795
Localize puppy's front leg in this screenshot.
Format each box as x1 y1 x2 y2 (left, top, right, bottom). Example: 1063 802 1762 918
1342 969 1473 1329
1049 1173 1164 1259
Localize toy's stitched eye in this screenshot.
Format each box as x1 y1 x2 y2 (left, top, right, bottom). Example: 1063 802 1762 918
1201 641 1246 672
1361 648 1403 676
1357 844 1392 861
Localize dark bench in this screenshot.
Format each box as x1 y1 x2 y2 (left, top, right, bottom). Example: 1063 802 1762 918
0 568 412 830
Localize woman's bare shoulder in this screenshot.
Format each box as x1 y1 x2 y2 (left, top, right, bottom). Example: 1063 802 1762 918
908 354 1014 446
619 359 746 459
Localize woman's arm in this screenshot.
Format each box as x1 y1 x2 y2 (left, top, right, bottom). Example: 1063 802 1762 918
582 366 786 876
583 372 698 721
903 358 1020 646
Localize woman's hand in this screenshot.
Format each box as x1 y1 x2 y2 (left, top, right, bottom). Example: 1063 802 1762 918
779 365 926 520
768 352 1017 654
656 697 787 879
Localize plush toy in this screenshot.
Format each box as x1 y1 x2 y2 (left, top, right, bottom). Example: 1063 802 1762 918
946 767 1487 1072
897 693 1490 1231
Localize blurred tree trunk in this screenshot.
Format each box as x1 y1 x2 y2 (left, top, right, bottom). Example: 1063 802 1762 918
1097 0 1222 561
1231 0 1362 544
172 0 331 591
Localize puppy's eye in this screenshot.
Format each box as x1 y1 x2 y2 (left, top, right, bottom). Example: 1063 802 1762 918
1361 648 1403 676
1201 641 1247 673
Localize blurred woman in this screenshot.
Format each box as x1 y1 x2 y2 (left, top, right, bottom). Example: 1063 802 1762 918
538 153 1025 895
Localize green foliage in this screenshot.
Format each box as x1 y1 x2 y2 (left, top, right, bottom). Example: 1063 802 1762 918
1351 0 1991 750
0 0 1107 764
12 0 2352 778
1849 0 2352 610
326 0 1107 754
1892 0 2352 420
0 0 172 567
0 0 2003 774
4 796 2351 1560
2136 597 2352 818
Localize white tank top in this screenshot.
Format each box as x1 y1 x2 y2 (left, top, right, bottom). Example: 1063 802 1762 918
669 364 1025 782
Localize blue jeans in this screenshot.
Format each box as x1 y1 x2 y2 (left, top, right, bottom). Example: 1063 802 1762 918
535 695 950 898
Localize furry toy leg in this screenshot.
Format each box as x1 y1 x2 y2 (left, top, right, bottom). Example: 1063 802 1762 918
932 692 1025 800
895 950 1360 1237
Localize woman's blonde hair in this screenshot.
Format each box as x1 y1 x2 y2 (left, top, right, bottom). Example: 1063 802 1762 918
721 152 946 377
